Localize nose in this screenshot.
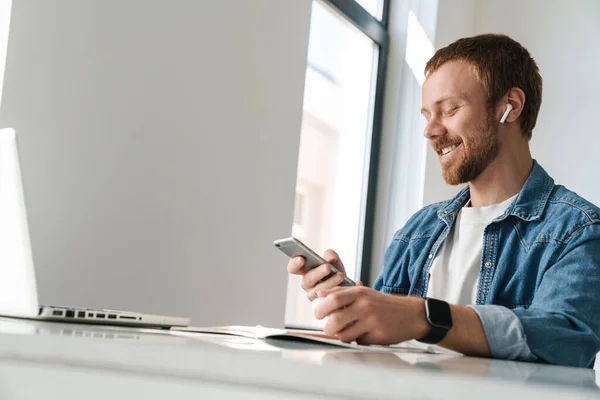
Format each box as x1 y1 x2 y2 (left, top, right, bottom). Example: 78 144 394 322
423 117 447 140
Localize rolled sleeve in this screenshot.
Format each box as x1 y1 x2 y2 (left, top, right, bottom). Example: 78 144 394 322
470 305 537 362
508 226 600 368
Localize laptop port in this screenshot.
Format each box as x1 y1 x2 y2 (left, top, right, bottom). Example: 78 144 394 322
52 310 64 316
96 313 105 318
65 310 75 318
108 314 117 319
118 315 136 320
77 311 85 318
87 313 94 318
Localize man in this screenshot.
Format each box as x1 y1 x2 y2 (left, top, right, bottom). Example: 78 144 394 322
287 34 600 368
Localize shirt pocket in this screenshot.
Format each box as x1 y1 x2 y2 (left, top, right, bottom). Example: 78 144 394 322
381 233 432 293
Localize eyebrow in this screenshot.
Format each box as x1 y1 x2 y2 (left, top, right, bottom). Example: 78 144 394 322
421 95 463 115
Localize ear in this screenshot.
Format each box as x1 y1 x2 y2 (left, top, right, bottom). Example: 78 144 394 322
498 87 525 124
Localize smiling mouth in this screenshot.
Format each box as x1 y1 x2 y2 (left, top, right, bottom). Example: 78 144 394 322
439 143 461 156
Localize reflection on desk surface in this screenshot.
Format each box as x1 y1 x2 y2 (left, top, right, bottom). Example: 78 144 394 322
204 335 600 391
316 350 598 390
0 316 598 393
0 316 191 345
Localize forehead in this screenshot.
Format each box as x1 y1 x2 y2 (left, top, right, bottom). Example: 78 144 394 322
422 60 485 107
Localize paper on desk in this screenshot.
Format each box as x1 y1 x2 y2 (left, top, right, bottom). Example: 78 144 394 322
170 325 444 354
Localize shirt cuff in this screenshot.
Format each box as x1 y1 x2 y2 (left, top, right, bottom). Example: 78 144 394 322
469 305 537 362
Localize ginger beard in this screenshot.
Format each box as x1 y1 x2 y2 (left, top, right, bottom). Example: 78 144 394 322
433 110 500 185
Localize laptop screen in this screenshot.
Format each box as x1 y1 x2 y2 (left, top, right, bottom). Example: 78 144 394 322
0 128 40 318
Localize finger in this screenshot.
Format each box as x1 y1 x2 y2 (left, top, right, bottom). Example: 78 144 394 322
312 272 346 293
323 300 362 335
316 285 347 298
356 280 364 286
287 256 305 275
304 273 344 302
314 288 359 320
301 264 335 291
335 318 370 344
306 272 345 302
306 287 319 302
323 249 340 264
323 249 345 274
355 331 381 346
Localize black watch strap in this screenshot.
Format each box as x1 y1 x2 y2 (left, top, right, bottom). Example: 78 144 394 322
418 324 448 344
417 298 453 345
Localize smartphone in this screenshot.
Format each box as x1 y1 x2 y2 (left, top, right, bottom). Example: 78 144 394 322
273 237 355 287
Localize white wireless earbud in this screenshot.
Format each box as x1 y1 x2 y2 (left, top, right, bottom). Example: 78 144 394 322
500 103 513 124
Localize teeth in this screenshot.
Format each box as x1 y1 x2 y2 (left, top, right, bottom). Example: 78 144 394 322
441 144 459 155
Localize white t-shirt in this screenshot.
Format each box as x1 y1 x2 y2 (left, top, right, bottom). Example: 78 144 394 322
427 195 517 305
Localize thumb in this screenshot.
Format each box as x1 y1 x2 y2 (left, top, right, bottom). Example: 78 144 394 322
317 286 345 298
356 280 364 286
323 249 345 273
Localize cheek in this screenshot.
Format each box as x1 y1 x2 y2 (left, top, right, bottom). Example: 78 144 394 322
445 120 470 142
447 115 482 144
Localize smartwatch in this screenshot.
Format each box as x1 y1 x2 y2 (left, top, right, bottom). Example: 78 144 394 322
417 298 453 344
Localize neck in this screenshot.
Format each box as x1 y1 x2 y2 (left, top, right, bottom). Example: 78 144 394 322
468 141 533 208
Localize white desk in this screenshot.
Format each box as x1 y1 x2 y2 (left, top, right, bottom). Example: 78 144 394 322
0 317 597 399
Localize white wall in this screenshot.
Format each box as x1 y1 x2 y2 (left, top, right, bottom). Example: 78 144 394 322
475 0 600 206
0 0 312 327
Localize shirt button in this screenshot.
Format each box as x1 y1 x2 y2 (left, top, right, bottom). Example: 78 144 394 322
485 262 492 268
428 254 433 259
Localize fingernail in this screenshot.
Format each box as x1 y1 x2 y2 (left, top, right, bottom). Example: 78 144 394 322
296 258 303 266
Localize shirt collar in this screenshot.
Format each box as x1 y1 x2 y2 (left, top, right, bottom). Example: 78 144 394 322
437 160 554 222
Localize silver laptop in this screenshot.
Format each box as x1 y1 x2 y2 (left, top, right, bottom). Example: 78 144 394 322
0 128 190 329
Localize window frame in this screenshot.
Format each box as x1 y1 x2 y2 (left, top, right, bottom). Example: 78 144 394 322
321 0 390 285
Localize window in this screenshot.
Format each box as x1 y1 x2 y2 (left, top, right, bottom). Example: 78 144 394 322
285 0 389 328
355 0 384 20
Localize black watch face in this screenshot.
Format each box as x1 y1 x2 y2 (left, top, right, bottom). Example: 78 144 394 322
427 299 452 329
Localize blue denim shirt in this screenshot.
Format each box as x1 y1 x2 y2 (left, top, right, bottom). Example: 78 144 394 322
373 161 600 368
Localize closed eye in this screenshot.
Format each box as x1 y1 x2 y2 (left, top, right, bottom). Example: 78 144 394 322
443 106 460 116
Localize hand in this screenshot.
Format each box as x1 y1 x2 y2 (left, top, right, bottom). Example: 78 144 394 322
287 249 359 301
313 286 430 345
